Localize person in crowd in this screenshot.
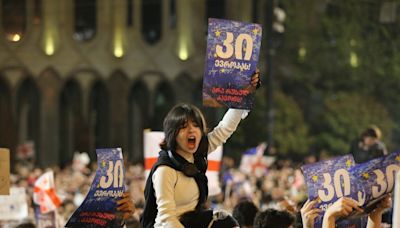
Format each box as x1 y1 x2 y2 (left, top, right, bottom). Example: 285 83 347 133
253 208 295 228
349 126 388 163
179 209 240 228
140 71 261 228
232 200 259 228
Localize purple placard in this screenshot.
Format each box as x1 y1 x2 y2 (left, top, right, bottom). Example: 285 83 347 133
203 18 262 109
350 151 400 211
302 152 400 227
65 148 126 228
301 155 357 227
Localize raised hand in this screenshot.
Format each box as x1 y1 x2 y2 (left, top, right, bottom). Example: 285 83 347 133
117 192 135 220
300 198 321 228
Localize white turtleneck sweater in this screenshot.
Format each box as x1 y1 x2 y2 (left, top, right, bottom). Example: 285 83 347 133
152 109 248 228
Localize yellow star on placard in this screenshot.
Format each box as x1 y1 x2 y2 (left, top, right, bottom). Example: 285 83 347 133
102 160 106 167
346 159 352 168
221 69 225 73
214 53 218 58
312 175 318 182
396 155 400 161
252 28 258 35
362 172 370 179
215 30 221 37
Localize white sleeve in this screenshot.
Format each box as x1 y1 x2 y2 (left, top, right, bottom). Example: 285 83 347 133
207 109 249 153
152 166 185 228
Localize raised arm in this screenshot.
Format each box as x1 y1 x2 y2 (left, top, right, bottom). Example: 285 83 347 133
207 109 248 153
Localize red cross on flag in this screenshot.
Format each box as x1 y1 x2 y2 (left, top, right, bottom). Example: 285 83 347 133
33 171 61 214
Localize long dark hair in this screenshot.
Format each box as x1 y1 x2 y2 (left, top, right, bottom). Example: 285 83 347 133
160 103 208 155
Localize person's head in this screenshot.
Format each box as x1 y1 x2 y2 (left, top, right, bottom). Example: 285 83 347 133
232 200 259 228
361 127 378 146
253 209 295 228
180 210 240 228
161 103 208 156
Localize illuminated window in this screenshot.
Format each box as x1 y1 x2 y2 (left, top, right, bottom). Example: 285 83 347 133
74 0 97 41
2 0 26 42
142 0 162 44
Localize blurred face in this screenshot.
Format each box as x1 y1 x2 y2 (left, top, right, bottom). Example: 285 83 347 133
363 136 377 146
175 119 202 160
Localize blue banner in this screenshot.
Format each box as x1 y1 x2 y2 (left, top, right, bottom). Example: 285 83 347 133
65 148 126 228
203 18 262 110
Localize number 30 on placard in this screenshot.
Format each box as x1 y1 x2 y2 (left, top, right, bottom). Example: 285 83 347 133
318 164 400 202
318 169 351 202
371 164 400 198
215 32 253 61
99 160 124 188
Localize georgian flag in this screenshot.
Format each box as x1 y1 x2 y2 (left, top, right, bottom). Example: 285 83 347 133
143 131 165 178
33 171 61 213
239 143 274 177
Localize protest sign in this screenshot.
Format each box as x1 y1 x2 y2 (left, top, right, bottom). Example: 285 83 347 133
302 152 400 227
65 148 126 228
0 187 28 220
301 155 357 227
349 151 400 211
203 18 262 109
0 148 10 195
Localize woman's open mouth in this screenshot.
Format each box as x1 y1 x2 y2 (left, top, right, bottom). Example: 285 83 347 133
187 136 196 149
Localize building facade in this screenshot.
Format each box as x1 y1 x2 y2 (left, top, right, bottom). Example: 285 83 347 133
0 0 265 167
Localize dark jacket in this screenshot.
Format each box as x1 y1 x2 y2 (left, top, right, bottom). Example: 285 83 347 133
140 150 208 228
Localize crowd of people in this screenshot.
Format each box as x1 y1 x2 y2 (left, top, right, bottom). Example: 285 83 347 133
3 149 394 228
1 72 396 227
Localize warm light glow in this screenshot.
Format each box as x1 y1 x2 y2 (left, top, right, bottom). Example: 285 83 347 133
114 46 124 58
178 37 189 61
350 51 359 68
113 30 124 58
178 48 189 61
45 43 55 56
10 34 21 42
45 35 55 56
